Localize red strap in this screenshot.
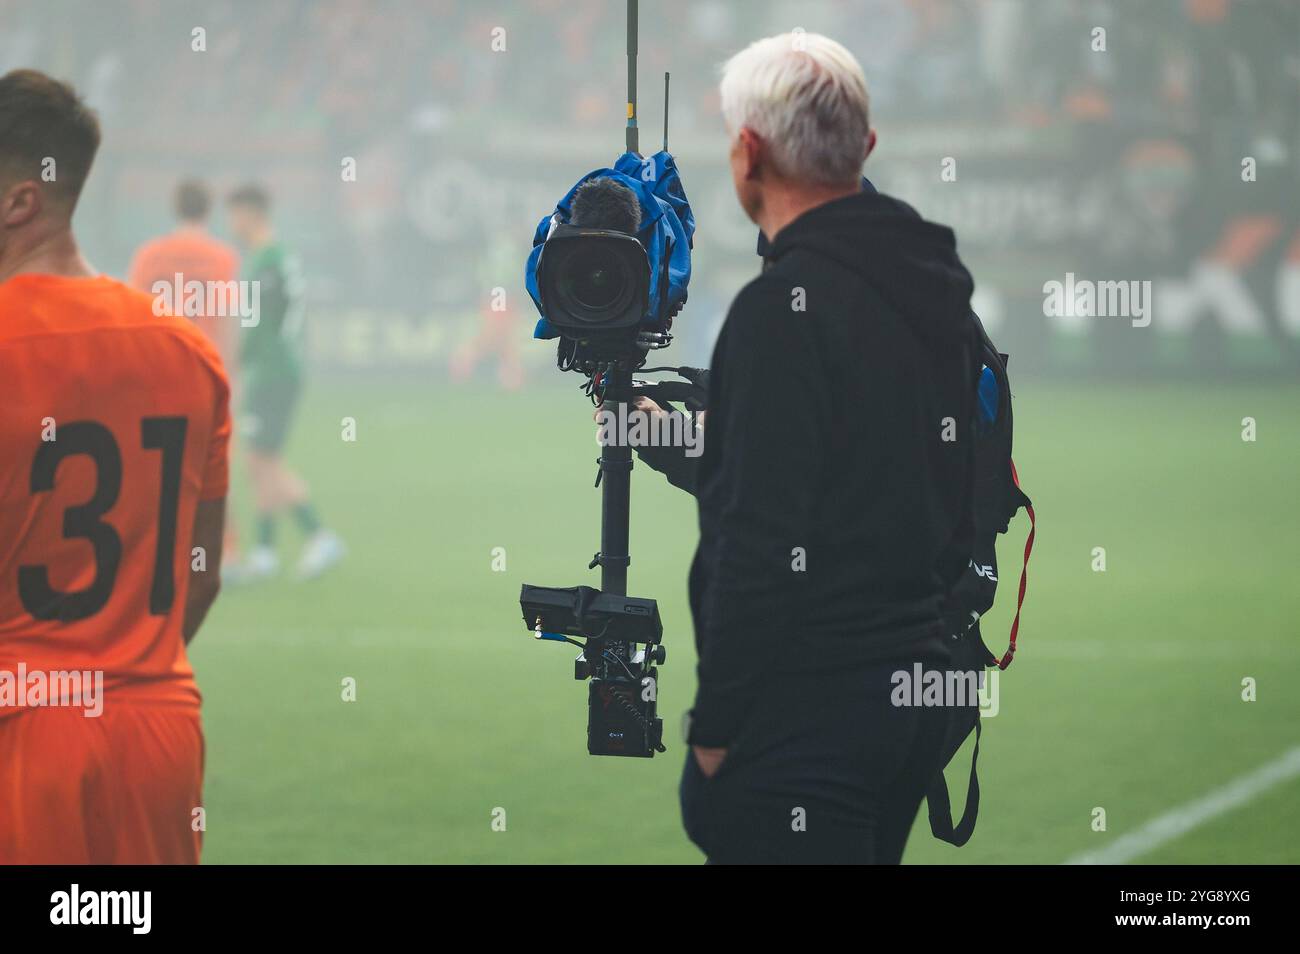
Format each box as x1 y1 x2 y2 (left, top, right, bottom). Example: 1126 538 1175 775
998 459 1035 670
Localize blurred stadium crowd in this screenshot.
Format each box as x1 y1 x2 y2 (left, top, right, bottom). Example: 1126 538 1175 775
2 0 1297 377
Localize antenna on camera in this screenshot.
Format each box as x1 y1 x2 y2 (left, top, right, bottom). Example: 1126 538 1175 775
663 72 670 152
625 0 638 155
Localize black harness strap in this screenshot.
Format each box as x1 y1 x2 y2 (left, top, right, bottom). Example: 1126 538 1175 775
927 718 982 847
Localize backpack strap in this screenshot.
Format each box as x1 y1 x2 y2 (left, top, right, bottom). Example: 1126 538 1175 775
995 459 1035 670
927 718 982 847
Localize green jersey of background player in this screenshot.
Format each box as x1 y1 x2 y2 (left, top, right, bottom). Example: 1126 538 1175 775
223 183 344 583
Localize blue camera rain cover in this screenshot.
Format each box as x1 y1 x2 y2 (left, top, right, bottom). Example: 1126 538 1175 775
525 150 694 339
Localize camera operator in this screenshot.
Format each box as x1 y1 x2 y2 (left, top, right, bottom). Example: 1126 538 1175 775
678 32 980 864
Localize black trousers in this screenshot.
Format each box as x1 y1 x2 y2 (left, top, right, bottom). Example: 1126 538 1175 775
679 657 949 864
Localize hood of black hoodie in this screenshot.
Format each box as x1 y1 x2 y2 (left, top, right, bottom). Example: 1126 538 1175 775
763 190 975 347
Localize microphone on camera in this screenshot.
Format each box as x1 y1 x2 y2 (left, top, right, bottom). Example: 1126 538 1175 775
570 178 642 235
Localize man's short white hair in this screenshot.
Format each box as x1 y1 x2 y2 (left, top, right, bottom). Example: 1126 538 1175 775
719 31 871 186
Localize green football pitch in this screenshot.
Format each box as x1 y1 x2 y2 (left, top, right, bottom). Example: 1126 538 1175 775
191 376 1300 864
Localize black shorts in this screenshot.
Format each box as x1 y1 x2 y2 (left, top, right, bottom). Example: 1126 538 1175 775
679 656 949 864
240 377 302 454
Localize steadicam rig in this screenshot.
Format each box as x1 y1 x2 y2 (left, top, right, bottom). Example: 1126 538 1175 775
518 0 694 758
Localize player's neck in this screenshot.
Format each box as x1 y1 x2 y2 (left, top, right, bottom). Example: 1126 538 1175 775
0 226 95 283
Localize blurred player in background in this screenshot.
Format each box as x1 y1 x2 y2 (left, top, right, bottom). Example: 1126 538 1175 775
127 179 240 366
221 184 345 583
0 69 227 863
448 227 525 390
128 179 244 562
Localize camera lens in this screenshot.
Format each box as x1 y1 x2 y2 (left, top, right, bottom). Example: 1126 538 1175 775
566 248 629 314
539 228 650 333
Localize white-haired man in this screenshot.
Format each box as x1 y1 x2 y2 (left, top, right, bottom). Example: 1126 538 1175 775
680 33 981 864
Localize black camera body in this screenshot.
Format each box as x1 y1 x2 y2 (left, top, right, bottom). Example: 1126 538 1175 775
521 584 666 757
587 673 662 758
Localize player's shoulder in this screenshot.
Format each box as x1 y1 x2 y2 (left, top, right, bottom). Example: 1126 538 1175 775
0 274 227 379
138 287 228 372
0 274 144 340
112 279 231 389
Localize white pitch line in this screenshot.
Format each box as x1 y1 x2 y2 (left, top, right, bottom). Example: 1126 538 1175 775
1065 745 1300 865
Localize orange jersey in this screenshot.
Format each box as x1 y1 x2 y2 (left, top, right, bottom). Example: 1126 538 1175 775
127 228 240 360
0 274 231 718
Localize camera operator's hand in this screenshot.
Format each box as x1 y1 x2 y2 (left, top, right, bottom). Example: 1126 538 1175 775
591 395 668 424
633 396 706 429
593 396 705 495
632 395 668 420
692 744 728 779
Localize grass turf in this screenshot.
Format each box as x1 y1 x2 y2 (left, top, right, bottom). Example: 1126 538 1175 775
192 376 1300 863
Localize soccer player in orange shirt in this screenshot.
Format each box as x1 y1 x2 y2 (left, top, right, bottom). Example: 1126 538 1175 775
127 179 240 370
0 70 228 864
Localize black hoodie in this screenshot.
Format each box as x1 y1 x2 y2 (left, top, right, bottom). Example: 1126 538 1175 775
687 189 980 747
